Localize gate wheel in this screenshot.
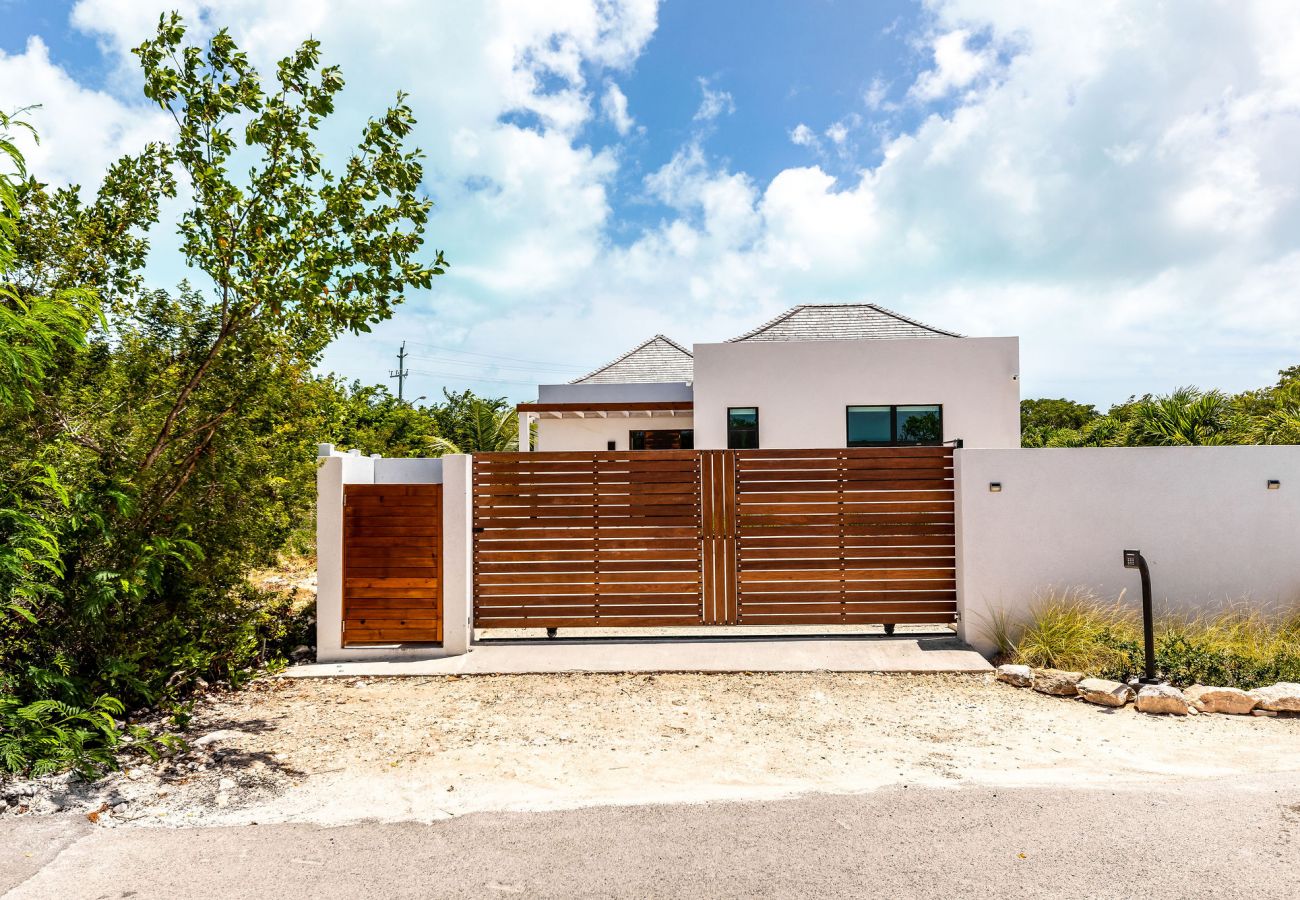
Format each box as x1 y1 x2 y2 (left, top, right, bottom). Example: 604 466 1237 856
546 627 558 639
883 623 896 636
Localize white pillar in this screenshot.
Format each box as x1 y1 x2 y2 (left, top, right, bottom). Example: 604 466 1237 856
952 447 979 653
440 454 474 655
518 412 531 452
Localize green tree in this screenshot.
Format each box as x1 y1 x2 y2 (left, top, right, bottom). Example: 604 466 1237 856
129 14 445 488
1229 367 1300 445
317 379 440 458
1020 398 1100 447
1125 387 1231 446
1 14 446 775
425 389 520 454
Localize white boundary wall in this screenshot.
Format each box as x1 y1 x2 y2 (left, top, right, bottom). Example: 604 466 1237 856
314 446 472 662
955 446 1300 655
315 444 1300 662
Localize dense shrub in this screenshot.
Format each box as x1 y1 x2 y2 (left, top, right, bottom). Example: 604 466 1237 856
1 16 441 778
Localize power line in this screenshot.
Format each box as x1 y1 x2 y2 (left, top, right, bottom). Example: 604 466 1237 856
404 353 578 377
408 368 545 387
400 339 585 372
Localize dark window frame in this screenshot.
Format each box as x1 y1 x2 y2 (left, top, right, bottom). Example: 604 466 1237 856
845 404 944 447
629 428 694 451
727 407 760 450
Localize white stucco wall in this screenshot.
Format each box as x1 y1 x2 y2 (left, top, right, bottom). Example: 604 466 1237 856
956 446 1300 656
373 457 442 484
690 336 1020 450
536 415 695 451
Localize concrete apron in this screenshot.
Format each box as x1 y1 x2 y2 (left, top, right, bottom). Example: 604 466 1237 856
285 632 992 678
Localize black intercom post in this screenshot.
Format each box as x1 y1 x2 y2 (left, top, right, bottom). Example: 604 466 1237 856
1123 549 1158 683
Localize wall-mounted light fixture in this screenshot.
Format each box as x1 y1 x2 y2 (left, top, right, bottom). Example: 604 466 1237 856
1267 479 1281 490
989 482 1002 493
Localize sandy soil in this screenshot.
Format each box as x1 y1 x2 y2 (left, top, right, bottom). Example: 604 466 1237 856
14 671 1297 829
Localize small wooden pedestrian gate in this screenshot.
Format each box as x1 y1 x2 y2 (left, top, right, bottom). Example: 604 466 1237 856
472 448 955 629
342 483 443 645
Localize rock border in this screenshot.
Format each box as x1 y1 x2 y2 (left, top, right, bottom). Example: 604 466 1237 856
995 666 1300 719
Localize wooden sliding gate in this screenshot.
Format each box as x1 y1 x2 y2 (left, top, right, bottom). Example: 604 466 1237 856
472 448 956 629
473 452 704 627
732 447 956 625
343 483 443 645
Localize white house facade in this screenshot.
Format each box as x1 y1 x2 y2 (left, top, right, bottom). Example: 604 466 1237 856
520 303 1021 452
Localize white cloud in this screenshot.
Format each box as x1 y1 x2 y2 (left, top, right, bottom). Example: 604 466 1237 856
909 28 994 102
8 0 1300 405
863 76 890 110
824 114 861 150
600 81 635 135
789 117 859 159
693 77 735 122
0 36 170 191
789 123 819 149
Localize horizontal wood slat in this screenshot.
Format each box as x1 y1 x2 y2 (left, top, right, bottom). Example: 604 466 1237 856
734 448 956 625
470 448 956 630
343 483 442 645
473 452 705 628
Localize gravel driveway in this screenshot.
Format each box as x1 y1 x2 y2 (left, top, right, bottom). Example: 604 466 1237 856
7 671 1296 829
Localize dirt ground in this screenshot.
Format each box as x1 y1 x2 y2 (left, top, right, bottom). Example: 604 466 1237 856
11 671 1299 829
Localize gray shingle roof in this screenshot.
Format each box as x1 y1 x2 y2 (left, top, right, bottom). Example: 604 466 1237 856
571 334 694 384
727 303 963 342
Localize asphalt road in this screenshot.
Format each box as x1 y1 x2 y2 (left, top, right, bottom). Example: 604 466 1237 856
5 776 1299 899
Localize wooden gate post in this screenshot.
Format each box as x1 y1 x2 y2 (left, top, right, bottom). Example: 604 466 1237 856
700 450 738 624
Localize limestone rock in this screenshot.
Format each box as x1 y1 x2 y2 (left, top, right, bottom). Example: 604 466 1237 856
1248 683 1300 712
1076 678 1135 707
1136 684 1190 715
1184 685 1257 715
995 664 1034 688
2 783 38 801
1031 668 1083 696
193 729 248 749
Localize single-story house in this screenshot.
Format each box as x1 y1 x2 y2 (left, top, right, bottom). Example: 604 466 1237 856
518 302 1021 451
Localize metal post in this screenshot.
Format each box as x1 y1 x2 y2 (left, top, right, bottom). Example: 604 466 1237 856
389 341 409 401
1123 549 1158 683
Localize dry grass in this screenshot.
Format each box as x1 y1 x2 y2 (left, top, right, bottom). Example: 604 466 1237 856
993 589 1300 689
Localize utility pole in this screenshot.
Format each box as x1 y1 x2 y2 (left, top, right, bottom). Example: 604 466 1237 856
389 341 409 401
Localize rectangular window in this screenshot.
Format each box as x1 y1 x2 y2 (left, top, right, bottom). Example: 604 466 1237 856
847 405 943 446
896 405 942 443
727 407 759 449
629 429 694 450
846 406 892 446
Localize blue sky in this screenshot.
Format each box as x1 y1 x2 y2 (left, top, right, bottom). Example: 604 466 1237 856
3 1 1299 406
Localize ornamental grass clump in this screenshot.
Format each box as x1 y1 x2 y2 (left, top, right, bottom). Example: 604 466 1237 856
1009 589 1137 675
999 592 1300 690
